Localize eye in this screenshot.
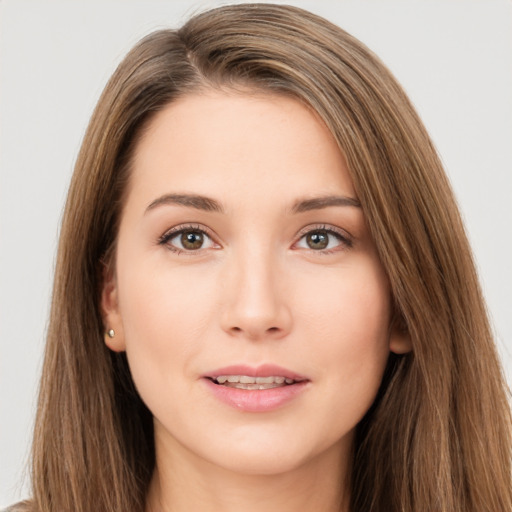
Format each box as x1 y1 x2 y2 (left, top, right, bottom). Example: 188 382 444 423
294 227 352 252
159 226 217 253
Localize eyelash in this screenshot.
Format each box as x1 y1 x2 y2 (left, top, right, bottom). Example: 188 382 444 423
157 224 219 255
157 223 353 255
294 224 353 254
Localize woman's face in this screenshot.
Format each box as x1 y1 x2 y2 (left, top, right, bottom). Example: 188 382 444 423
103 91 409 476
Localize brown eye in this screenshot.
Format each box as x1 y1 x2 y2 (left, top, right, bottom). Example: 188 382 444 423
295 226 351 253
181 230 204 250
306 231 329 250
160 227 217 253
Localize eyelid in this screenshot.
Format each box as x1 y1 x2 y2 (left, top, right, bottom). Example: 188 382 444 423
157 223 221 253
157 222 353 254
293 224 354 252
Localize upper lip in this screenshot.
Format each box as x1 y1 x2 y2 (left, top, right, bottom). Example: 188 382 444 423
204 364 308 381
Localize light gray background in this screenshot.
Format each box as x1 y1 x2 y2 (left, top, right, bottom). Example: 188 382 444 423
1 0 511 507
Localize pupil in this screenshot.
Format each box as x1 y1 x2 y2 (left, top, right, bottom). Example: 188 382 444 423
181 231 203 249
307 231 328 250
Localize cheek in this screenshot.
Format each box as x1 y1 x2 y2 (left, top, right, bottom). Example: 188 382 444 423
295 259 391 417
119 247 218 330
298 255 391 348
115 255 220 393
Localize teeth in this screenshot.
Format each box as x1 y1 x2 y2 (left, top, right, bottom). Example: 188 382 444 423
224 382 284 390
214 375 297 386
256 376 274 384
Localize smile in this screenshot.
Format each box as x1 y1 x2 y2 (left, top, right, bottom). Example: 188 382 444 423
212 375 302 390
203 365 310 412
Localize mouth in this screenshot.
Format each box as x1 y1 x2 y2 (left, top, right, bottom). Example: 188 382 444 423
203 364 309 411
208 375 306 390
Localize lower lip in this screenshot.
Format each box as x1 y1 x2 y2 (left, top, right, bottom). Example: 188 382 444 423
203 378 309 412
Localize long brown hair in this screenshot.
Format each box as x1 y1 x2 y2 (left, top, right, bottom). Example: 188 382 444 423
27 4 511 512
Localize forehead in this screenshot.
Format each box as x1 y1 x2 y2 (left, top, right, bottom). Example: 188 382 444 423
128 90 356 209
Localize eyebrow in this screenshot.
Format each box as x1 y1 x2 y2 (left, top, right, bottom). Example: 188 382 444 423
291 195 361 213
145 192 361 215
145 193 224 214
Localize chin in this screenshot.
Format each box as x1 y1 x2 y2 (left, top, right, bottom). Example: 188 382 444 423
212 448 311 477
193 425 349 477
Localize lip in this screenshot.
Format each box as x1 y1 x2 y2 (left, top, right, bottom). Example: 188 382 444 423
202 364 310 412
205 364 308 381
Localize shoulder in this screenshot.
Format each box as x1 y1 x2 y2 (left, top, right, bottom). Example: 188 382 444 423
2 501 32 512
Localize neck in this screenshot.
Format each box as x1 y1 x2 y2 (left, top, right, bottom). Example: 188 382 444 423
145 434 352 512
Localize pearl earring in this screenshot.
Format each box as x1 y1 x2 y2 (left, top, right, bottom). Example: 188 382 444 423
106 328 115 338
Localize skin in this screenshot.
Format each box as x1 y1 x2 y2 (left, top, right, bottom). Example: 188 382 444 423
102 90 411 512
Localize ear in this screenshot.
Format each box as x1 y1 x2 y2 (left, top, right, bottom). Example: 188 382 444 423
389 314 412 355
100 263 126 353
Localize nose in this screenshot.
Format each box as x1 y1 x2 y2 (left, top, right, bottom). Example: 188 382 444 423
220 246 293 341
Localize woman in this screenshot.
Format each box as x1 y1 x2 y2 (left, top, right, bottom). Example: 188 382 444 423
10 3 511 512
